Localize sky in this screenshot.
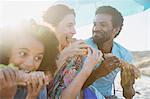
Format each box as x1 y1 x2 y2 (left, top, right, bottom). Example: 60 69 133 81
0 0 150 51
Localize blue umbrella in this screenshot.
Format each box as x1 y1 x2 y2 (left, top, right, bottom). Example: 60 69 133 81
134 0 150 10
58 0 150 27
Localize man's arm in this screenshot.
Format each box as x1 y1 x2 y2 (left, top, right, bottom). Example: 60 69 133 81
83 54 120 89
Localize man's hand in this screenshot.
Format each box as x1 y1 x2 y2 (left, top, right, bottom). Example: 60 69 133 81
97 54 121 77
119 60 140 81
119 59 140 99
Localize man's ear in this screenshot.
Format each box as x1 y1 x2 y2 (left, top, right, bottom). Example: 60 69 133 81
113 27 120 37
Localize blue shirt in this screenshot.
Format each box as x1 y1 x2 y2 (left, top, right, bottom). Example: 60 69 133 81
85 38 133 96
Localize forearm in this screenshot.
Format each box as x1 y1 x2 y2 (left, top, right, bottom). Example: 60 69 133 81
61 69 91 99
83 67 103 89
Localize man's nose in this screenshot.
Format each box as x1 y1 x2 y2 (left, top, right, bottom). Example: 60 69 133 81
93 25 101 31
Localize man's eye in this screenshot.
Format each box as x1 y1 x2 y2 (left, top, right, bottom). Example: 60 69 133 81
101 24 105 27
19 51 26 57
93 22 96 26
100 23 106 27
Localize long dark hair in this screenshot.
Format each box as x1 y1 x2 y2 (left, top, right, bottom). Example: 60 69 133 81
43 4 75 26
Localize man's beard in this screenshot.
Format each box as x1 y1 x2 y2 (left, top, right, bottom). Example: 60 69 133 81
92 31 109 50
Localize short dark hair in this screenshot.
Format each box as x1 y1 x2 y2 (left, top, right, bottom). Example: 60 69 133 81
43 4 75 26
0 22 59 75
96 6 124 37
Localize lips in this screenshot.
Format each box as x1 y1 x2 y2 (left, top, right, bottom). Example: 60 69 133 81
93 33 103 39
66 36 76 43
94 31 106 38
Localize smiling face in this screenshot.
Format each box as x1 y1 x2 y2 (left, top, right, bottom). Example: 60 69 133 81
92 13 117 46
9 34 44 72
54 14 76 49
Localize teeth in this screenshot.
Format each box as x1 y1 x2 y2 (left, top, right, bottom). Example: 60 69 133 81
66 37 76 43
66 37 71 42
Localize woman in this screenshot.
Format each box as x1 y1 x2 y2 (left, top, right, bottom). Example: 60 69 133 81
0 21 59 99
43 4 107 99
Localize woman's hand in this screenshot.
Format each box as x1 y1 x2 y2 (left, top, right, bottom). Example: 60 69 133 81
0 67 18 99
61 47 103 99
25 72 46 99
57 40 89 69
82 47 103 74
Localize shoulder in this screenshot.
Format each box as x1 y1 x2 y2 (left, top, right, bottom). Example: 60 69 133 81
113 42 133 63
85 38 93 44
84 38 98 49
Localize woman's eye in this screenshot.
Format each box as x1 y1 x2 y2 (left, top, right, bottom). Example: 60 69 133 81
67 24 72 28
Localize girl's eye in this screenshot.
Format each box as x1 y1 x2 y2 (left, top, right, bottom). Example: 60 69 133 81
19 51 27 57
35 56 43 62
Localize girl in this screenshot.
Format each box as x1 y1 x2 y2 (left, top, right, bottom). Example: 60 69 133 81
0 21 59 99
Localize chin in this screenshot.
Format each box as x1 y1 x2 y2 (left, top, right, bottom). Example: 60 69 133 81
93 35 101 41
93 36 105 45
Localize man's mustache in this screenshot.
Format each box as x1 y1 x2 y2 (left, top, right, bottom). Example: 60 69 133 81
93 30 105 34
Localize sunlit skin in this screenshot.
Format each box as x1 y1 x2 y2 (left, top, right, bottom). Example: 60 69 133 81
53 13 90 70
9 34 44 72
0 34 46 99
92 13 119 53
54 14 76 49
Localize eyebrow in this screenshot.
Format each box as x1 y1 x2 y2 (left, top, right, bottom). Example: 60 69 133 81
19 48 29 51
93 21 107 25
37 53 44 56
19 48 44 55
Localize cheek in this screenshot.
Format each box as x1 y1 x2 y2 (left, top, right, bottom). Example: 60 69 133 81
57 29 67 39
34 62 41 70
62 27 70 35
92 26 95 31
9 54 23 66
